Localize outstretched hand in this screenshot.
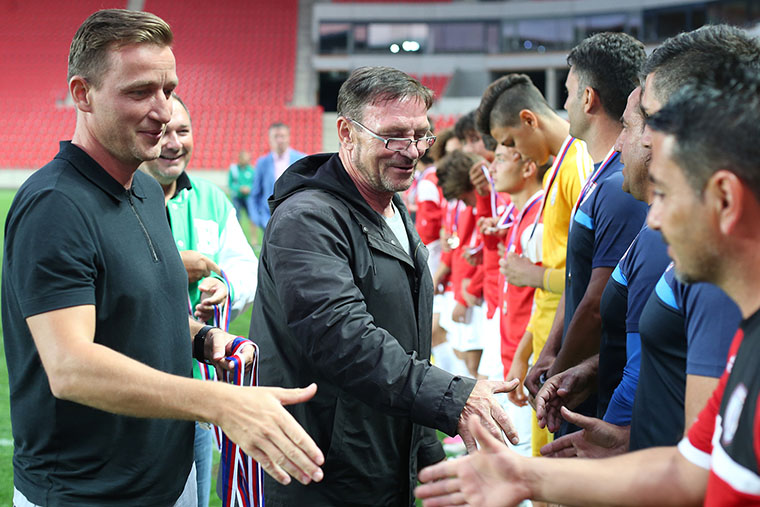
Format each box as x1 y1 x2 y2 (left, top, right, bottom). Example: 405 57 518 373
416 415 531 507
217 383 325 486
540 407 629 459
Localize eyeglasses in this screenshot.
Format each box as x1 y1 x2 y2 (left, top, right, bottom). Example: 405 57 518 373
349 119 436 153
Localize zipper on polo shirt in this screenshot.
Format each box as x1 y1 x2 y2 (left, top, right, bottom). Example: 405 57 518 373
126 192 159 262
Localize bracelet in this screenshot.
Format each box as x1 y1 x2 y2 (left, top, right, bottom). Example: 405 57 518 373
193 325 216 363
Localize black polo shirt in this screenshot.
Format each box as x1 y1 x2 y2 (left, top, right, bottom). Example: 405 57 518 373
2 141 193 506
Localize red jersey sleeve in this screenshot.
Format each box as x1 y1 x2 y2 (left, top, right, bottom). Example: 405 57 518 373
679 328 745 469
416 200 443 245
466 265 484 299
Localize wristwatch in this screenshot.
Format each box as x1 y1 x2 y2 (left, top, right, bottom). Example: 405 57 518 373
193 325 216 362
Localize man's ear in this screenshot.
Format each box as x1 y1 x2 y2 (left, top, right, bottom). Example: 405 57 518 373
69 76 93 113
518 109 538 130
583 86 597 114
523 159 538 180
337 117 353 149
706 169 745 236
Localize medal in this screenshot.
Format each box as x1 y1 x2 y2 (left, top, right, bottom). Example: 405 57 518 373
448 234 460 249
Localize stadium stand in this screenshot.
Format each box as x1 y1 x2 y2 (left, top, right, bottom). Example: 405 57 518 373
413 74 452 100
0 0 322 170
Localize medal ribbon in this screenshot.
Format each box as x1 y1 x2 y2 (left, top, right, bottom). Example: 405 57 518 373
528 136 575 240
572 148 617 217
220 337 263 507
502 190 544 315
496 203 516 230
189 270 264 507
480 164 499 217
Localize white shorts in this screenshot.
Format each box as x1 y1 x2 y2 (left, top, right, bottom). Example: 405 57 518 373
433 293 446 316
437 292 457 335
478 313 504 380
451 303 485 352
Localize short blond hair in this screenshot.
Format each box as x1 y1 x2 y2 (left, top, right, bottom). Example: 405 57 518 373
68 9 173 87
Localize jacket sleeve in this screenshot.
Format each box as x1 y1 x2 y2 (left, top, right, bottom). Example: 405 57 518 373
218 210 258 319
264 203 475 435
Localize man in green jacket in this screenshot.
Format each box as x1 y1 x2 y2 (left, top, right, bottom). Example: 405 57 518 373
141 93 258 507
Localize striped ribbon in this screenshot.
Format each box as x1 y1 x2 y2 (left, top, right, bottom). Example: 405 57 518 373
219 337 264 507
502 190 544 315
571 148 617 219
189 269 264 507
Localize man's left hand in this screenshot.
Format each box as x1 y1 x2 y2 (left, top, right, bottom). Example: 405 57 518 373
535 359 596 432
458 379 520 452
539 407 629 459
194 277 228 322
204 327 255 373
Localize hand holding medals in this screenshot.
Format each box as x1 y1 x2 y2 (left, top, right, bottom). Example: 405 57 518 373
500 251 544 289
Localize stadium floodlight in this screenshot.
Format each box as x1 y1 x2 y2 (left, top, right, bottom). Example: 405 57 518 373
402 40 420 52
390 43 400 53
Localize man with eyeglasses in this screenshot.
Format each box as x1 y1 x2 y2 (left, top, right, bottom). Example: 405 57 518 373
252 66 520 507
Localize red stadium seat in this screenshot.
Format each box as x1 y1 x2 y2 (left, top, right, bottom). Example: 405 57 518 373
0 0 322 169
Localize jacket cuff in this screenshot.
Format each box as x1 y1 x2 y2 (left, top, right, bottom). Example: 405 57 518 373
412 366 477 436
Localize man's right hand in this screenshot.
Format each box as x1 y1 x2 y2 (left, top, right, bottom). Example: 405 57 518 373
535 358 597 432
416 416 530 507
181 250 222 283
217 383 325 486
469 160 491 196
457 379 520 453
524 349 555 398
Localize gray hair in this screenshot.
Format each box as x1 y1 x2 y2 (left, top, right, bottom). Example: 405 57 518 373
337 66 433 121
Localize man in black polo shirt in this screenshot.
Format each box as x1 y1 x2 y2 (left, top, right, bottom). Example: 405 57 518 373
2 9 322 506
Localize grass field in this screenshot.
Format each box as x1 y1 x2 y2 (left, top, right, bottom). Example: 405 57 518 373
0 189 14 507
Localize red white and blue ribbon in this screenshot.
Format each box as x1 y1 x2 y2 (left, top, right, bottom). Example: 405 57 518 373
528 136 575 240
189 269 264 507
572 148 617 220
502 190 544 315
219 337 264 507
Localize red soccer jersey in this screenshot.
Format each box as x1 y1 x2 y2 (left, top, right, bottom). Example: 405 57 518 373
470 192 514 318
679 315 760 506
451 205 478 306
415 167 446 245
497 190 543 376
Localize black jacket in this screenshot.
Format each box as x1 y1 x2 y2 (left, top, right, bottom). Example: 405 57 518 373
251 153 476 506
